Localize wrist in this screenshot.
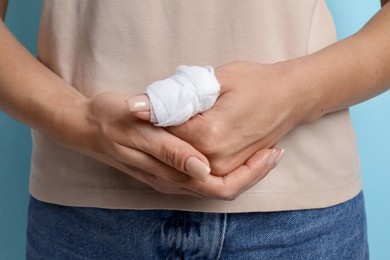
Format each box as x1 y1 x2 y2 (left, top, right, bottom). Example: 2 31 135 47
38 89 90 150
271 59 324 126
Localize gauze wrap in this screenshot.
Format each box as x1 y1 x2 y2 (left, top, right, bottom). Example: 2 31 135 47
145 65 221 127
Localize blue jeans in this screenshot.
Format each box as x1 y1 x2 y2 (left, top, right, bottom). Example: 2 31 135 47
26 192 368 259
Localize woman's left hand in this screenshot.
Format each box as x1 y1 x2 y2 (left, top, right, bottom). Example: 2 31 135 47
168 61 313 175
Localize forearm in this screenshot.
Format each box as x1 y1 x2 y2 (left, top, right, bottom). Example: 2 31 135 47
288 3 390 123
0 0 7 20
0 20 87 145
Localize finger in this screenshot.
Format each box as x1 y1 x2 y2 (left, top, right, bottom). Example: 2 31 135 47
166 112 210 147
100 144 207 198
153 134 211 182
126 94 151 121
222 148 283 195
134 111 151 121
118 144 219 199
119 123 211 182
186 148 284 200
233 148 284 193
166 91 229 147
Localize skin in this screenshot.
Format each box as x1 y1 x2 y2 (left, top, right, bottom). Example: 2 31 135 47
0 1 389 199
0 0 7 20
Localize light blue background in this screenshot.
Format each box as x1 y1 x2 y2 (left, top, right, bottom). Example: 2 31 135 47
0 1 389 259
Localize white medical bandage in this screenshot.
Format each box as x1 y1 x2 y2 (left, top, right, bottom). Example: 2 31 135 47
145 65 221 127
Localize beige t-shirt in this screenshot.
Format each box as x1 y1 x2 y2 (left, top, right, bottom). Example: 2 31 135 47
30 0 361 212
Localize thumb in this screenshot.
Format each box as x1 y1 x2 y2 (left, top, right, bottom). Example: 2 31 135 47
156 137 211 182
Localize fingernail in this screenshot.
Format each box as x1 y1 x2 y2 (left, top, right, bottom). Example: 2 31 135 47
266 148 278 167
134 111 151 121
126 95 150 112
275 149 285 166
185 156 211 182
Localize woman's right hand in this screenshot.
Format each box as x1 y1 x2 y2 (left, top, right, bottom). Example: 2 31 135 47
62 91 281 200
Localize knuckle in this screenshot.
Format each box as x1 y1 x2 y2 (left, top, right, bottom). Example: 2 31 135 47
210 159 232 176
214 188 238 201
197 123 225 155
159 142 183 169
209 154 244 176
221 192 238 201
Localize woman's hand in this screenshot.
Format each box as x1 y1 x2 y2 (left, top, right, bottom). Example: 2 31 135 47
69 91 282 200
168 61 303 176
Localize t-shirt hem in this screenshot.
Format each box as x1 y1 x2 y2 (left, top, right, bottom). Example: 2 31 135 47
29 176 362 213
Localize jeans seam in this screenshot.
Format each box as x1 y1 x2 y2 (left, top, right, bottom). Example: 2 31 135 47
172 212 179 260
216 213 227 260
179 213 186 260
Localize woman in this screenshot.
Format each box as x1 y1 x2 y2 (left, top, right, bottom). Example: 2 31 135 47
1 1 389 259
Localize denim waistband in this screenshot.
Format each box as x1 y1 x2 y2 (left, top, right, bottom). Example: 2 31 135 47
26 192 368 259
